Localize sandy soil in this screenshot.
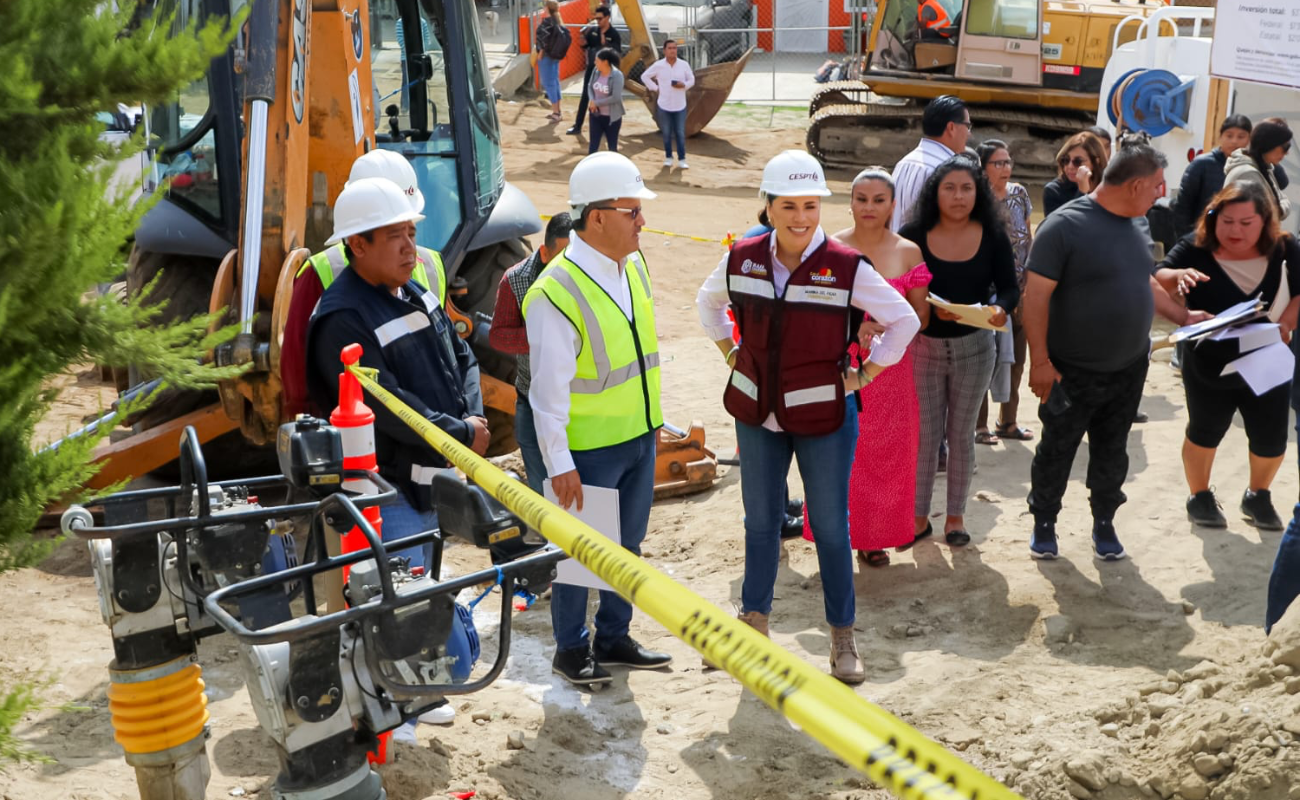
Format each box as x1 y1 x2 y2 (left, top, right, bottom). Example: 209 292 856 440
5 99 1300 800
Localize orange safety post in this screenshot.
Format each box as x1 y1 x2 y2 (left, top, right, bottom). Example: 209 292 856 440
331 343 392 765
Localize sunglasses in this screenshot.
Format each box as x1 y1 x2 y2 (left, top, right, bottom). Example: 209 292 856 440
1064 157 1089 168
593 205 644 220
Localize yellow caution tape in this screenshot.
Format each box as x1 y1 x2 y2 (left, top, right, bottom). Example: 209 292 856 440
345 358 1021 800
540 213 732 246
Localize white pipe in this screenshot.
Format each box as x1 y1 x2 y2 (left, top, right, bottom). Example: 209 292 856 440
240 99 270 334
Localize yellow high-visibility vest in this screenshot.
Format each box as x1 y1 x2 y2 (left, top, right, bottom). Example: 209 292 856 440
298 242 446 304
522 251 662 451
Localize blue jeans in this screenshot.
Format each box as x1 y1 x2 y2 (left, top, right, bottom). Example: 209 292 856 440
382 493 438 571
1268 507 1300 632
539 56 561 104
658 107 686 159
735 400 859 627
516 395 547 494
550 432 657 652
1268 369 1300 632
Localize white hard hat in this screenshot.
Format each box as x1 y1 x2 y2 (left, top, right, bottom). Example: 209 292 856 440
325 177 426 245
347 149 424 213
568 152 657 210
759 150 832 198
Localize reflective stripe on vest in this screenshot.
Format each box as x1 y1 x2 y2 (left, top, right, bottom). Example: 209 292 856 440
373 311 432 346
412 464 457 485
521 251 663 450
299 243 446 306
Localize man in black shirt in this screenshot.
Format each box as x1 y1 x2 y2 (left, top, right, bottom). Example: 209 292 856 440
1022 144 1193 562
567 6 621 136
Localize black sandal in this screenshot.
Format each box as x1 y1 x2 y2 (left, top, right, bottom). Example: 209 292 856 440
945 529 971 547
897 522 933 552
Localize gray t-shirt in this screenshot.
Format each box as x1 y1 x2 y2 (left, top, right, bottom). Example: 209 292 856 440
1027 195 1155 372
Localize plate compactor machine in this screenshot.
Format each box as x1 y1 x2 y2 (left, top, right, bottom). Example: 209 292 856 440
62 413 564 800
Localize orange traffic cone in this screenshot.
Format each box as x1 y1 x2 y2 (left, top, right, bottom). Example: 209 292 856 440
333 344 393 765
332 344 384 567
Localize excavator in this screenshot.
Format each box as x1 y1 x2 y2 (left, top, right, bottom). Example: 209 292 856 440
82 0 718 499
805 0 1210 176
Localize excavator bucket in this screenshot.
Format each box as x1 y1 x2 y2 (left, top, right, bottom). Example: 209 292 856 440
653 421 717 499
626 48 755 138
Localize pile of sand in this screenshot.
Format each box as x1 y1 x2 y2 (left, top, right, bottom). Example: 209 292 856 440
995 602 1300 800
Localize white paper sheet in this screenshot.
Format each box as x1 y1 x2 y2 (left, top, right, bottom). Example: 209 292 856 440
1171 297 1265 343
1206 322 1282 354
544 481 620 592
926 293 1010 333
1221 340 1295 396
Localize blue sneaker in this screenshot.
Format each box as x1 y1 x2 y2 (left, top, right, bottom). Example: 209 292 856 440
1030 520 1058 560
1092 519 1127 561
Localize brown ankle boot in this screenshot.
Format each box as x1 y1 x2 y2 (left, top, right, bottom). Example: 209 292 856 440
737 610 770 637
830 625 865 684
703 610 770 669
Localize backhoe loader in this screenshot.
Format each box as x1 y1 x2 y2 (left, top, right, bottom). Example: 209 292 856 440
85 0 718 498
805 0 1206 176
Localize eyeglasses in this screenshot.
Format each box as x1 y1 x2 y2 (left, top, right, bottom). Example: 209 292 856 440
988 159 1013 168
1285 142 1294 154
1066 157 1089 168
593 205 644 220
956 120 973 129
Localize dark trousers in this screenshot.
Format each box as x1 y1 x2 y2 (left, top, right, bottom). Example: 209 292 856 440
1028 355 1148 523
588 115 621 153
571 61 595 128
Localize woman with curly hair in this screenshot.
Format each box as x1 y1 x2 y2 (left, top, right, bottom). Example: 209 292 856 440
900 156 1019 547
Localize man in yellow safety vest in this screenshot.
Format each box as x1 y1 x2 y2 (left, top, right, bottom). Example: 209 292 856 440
522 152 672 685
281 149 447 418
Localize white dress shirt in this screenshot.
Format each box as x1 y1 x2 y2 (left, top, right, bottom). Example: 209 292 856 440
527 233 635 476
696 227 921 431
640 57 695 112
890 138 955 232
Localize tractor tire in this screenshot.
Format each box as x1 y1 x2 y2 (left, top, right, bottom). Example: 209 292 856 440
122 246 275 479
459 237 530 319
459 237 531 458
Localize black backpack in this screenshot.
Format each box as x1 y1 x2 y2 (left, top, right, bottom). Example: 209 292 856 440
543 19 572 60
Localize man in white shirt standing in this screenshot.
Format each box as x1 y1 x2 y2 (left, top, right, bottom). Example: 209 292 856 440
640 40 695 170
521 152 673 686
890 95 971 231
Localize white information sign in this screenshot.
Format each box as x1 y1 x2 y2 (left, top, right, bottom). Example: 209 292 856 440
1210 2 1300 90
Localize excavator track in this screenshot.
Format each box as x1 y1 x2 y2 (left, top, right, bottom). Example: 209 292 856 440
807 93 1094 179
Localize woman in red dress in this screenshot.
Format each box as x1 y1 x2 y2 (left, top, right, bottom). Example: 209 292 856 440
803 168 931 567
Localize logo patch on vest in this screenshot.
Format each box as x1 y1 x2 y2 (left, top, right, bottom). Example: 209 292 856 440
810 267 836 285
740 259 767 276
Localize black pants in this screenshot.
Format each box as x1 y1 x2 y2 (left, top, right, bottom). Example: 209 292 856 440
571 61 595 128
1028 355 1148 523
588 115 621 153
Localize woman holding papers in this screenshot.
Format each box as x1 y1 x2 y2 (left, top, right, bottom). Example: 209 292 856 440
1155 183 1300 530
799 167 932 568
900 156 1019 547
696 150 920 683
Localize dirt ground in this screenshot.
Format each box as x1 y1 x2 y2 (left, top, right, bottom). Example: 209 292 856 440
7 99 1300 800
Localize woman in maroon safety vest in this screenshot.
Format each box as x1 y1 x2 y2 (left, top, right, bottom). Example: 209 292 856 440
696 150 921 684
